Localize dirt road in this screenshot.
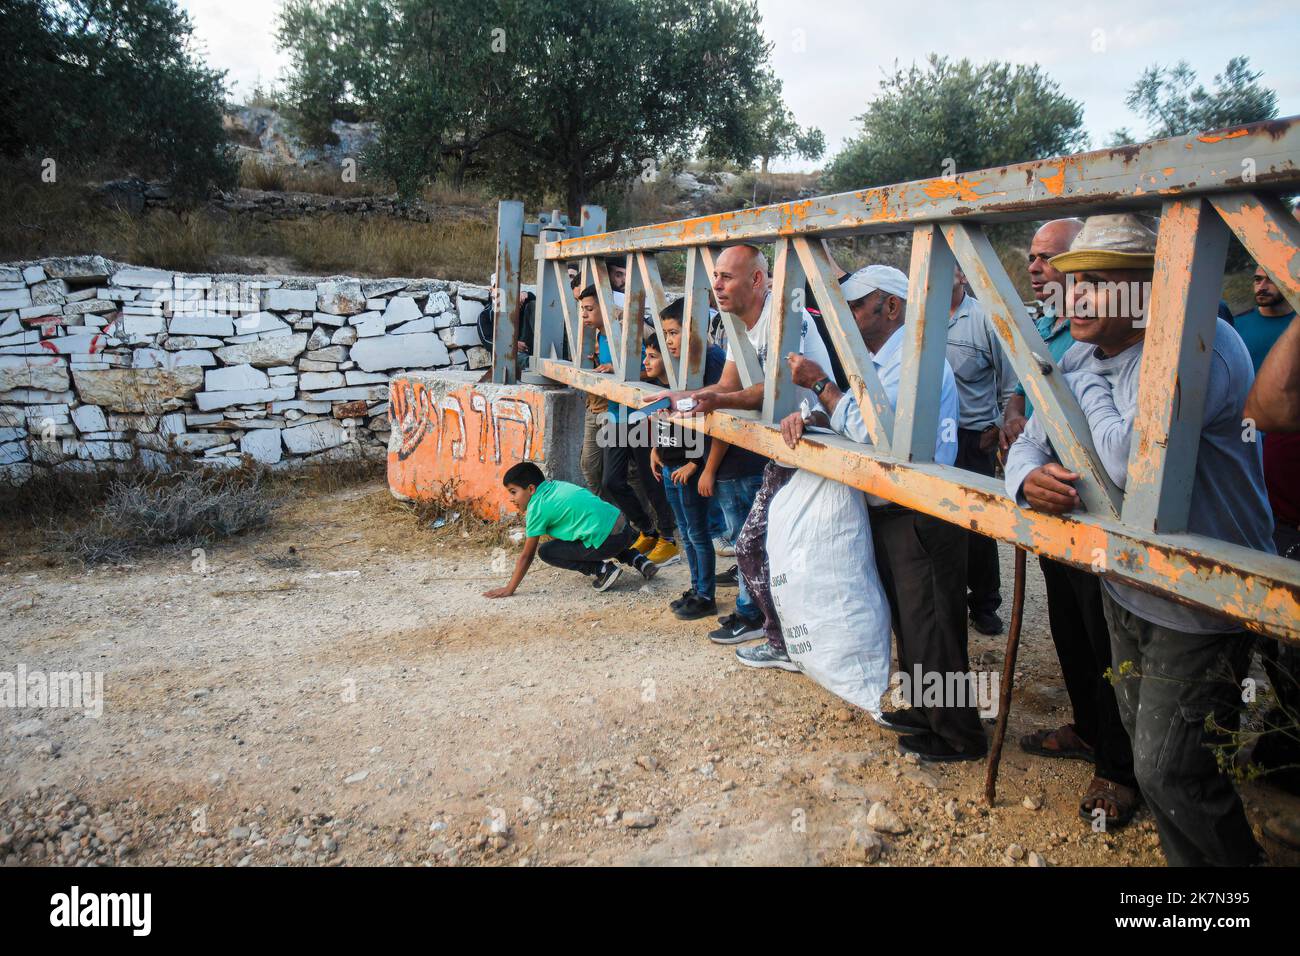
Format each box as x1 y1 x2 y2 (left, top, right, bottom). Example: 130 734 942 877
1 480 1295 866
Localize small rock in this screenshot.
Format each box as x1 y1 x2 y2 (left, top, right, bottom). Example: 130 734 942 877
1027 851 1048 867
623 811 658 829
866 802 908 835
834 708 853 722
227 825 251 841
1022 795 1043 811
1006 843 1026 861
848 827 884 862
944 799 961 821
343 770 369 784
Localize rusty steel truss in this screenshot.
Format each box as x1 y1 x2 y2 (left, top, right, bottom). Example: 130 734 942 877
490 118 1300 643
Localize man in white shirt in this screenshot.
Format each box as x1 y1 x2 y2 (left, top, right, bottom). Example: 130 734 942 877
656 243 834 672
780 265 986 761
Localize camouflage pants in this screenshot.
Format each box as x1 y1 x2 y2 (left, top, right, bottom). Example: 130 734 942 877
735 461 795 651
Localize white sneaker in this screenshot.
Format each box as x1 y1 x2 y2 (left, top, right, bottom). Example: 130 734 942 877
713 536 736 557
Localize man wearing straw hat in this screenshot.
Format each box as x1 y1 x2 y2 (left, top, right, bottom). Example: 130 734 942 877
1004 213 1274 865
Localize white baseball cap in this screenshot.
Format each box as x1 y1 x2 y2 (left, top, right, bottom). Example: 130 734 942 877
840 265 909 302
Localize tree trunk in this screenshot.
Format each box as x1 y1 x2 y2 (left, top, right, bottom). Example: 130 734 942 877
760 155 770 175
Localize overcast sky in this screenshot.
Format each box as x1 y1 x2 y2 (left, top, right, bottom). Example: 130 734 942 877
181 0 1300 172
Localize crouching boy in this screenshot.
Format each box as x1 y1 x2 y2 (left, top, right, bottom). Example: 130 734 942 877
484 461 659 598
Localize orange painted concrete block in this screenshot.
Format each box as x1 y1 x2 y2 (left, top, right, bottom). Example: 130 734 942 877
387 370 585 520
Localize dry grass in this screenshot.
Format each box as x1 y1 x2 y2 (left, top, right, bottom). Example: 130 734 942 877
45 467 278 565
274 215 501 281
239 157 393 199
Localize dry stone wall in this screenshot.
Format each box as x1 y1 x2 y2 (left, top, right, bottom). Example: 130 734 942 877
0 255 499 482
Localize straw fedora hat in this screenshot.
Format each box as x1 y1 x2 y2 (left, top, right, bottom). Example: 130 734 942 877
1049 213 1158 272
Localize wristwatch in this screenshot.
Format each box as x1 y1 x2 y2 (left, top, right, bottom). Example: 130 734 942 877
811 377 832 396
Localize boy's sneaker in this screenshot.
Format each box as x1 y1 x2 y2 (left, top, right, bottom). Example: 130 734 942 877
593 561 622 592
717 564 739 587
670 589 696 611
637 559 658 581
632 533 658 556
713 536 735 557
708 612 764 644
673 593 717 620
735 641 799 672
646 539 681 566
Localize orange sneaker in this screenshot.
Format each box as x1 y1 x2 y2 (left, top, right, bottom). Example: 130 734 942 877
632 533 658 556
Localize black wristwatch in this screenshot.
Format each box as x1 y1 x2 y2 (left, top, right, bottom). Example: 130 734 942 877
811 377 832 396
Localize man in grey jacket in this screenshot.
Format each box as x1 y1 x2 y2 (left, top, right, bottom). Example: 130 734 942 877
1004 213 1273 865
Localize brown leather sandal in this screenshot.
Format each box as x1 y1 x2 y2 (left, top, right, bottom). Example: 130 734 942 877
1018 724 1096 763
1078 776 1139 828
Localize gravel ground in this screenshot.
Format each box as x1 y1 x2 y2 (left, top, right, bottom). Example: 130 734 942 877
1 479 1296 866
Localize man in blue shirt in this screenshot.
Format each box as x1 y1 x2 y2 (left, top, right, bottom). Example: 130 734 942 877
1236 265 1297 370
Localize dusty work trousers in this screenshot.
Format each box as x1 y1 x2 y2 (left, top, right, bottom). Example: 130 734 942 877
1040 556 1136 789
735 461 795 651
580 407 607 499
870 504 986 754
1254 522 1300 793
955 428 1002 617
1103 591 1263 866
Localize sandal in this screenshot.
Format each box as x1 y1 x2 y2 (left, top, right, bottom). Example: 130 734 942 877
1078 776 1139 828
1018 724 1095 763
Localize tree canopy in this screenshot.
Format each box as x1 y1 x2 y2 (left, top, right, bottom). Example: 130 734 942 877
0 0 236 198
822 56 1087 192
276 0 810 213
1121 56 1279 140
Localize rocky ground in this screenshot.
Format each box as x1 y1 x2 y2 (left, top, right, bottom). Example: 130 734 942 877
1 479 1297 867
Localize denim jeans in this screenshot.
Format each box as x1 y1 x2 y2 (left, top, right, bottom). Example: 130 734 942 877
662 464 715 600
708 497 727 539
715 472 763 620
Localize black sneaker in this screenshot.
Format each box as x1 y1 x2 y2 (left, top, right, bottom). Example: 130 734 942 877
670 589 696 611
593 561 622 592
875 708 930 735
673 593 717 621
637 559 658 581
717 564 739 587
897 732 987 763
970 610 1004 635
708 612 765 644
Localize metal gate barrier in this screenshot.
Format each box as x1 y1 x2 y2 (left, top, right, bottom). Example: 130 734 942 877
489 118 1300 643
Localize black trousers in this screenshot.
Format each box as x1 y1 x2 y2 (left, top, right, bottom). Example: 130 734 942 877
1040 556 1136 788
601 422 672 539
956 428 1002 616
536 522 639 576
870 505 985 753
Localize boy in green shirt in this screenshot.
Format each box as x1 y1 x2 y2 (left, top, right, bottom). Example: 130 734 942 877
484 462 659 597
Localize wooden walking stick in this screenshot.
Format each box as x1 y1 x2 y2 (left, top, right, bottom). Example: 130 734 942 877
984 545 1027 805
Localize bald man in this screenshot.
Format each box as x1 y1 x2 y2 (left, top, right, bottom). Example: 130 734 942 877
656 244 835 672
1004 220 1137 824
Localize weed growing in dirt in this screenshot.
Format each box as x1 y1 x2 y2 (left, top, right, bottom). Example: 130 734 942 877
50 467 278 565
